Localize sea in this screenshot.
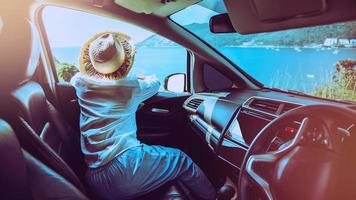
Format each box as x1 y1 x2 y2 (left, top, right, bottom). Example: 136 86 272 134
52 46 356 93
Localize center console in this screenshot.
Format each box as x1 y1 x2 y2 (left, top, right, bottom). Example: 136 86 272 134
183 94 302 170
219 96 302 169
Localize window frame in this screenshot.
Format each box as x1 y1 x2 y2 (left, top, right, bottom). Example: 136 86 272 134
36 5 191 93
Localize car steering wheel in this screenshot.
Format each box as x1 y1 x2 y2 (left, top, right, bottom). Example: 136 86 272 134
238 104 356 200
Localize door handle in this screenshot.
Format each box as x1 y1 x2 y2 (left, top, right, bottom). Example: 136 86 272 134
151 108 170 114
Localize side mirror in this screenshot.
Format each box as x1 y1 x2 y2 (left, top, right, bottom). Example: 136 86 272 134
164 73 186 93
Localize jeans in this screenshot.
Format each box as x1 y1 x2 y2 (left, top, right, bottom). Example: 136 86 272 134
85 144 216 200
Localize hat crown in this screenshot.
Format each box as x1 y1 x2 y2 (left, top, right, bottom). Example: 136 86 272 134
89 33 119 63
88 33 125 74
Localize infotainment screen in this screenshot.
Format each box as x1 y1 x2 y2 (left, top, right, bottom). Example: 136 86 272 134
225 108 272 145
225 118 246 145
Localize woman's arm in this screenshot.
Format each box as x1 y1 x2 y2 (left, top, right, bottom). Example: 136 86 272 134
137 75 160 102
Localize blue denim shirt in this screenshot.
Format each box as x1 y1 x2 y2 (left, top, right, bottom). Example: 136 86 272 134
71 73 160 168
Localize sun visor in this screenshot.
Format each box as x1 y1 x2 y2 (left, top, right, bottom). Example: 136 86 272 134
252 0 326 22
114 0 201 16
223 0 356 34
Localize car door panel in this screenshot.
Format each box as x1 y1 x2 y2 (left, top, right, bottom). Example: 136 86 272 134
55 82 191 148
136 92 190 148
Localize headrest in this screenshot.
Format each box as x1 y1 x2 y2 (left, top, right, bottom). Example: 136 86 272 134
0 16 41 93
11 81 48 134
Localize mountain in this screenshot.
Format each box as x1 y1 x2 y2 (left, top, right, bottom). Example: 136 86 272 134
136 21 356 47
136 34 178 47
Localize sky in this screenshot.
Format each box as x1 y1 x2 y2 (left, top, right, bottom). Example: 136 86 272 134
42 3 219 48
198 0 226 13
170 4 217 26
43 6 154 47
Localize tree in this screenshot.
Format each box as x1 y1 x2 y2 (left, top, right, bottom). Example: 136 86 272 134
55 59 79 82
314 59 356 101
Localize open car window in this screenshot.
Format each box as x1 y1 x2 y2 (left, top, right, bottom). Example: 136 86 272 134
41 6 187 92
171 3 356 102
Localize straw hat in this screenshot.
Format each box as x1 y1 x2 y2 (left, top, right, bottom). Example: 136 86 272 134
79 32 135 80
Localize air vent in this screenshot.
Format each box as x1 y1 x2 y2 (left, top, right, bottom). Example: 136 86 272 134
186 98 204 110
281 103 300 113
249 99 281 114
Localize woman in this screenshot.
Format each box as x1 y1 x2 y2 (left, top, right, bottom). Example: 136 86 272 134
71 32 216 200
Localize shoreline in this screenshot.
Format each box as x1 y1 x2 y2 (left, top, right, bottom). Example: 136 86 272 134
53 45 356 50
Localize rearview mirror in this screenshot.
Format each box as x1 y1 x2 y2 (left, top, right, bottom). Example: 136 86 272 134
210 13 235 33
164 73 186 93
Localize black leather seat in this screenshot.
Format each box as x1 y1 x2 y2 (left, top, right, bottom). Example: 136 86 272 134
0 119 88 200
0 15 87 193
9 81 88 192
0 6 190 200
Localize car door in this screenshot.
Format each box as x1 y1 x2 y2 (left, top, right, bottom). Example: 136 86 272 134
135 91 190 147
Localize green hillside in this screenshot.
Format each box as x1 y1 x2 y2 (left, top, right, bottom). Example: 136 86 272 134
137 21 356 47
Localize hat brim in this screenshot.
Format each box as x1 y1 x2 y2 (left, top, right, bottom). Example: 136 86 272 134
79 32 135 80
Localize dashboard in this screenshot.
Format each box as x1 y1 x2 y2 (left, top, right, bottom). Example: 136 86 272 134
182 88 355 170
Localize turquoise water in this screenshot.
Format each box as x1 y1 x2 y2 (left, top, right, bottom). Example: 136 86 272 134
52 47 356 92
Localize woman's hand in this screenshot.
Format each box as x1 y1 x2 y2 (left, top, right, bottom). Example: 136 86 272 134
138 75 158 81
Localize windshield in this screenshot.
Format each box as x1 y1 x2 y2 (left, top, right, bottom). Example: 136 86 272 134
171 2 356 102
